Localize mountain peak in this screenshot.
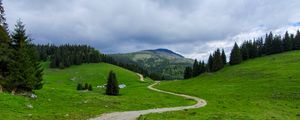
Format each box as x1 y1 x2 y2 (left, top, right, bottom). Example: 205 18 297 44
145 48 184 58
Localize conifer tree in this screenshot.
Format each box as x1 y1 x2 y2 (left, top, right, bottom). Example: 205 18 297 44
207 54 213 72
7 20 43 94
256 37 264 56
0 1 11 92
221 49 226 65
294 30 300 50
241 42 249 60
192 59 199 77
0 25 11 93
265 32 274 55
106 71 119 96
200 61 206 74
283 31 292 51
230 43 242 65
183 67 193 79
212 49 223 72
272 35 283 54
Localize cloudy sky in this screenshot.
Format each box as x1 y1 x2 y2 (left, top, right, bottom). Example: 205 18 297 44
4 0 300 60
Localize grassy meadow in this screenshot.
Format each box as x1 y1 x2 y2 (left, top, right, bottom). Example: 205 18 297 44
140 51 300 120
0 63 194 120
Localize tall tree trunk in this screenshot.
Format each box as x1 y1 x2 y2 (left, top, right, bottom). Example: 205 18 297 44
11 88 17 95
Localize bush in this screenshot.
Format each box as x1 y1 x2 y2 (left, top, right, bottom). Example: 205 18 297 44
84 83 89 90
77 83 83 90
88 84 93 91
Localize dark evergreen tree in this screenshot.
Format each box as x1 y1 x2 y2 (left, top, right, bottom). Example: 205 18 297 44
7 20 43 94
294 30 300 50
230 43 242 65
221 49 226 65
256 37 264 56
249 40 258 58
212 49 223 72
106 71 119 96
183 67 193 79
199 61 206 74
272 35 283 54
207 54 213 72
241 42 249 60
0 25 11 93
265 32 274 55
192 59 199 77
283 31 293 51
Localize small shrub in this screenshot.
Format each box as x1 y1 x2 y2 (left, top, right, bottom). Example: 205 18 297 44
84 83 89 90
88 84 93 91
77 83 83 90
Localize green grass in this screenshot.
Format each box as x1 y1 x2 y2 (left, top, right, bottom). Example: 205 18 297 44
0 63 194 120
141 51 300 120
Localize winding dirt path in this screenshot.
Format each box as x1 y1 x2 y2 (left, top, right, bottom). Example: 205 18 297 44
90 74 207 120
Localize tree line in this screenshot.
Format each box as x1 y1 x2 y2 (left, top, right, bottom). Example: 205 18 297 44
184 49 226 79
184 30 300 79
230 31 300 65
0 1 43 94
35 44 102 69
35 44 152 79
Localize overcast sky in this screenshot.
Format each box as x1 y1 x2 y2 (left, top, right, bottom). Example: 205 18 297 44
4 0 300 60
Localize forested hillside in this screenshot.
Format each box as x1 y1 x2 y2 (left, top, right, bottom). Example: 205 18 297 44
111 49 194 80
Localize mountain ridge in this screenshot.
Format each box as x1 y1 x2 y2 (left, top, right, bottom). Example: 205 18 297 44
110 48 193 80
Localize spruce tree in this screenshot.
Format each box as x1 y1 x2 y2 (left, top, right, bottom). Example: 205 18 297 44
106 71 119 96
256 37 264 56
0 25 11 92
265 32 274 55
283 31 292 51
8 20 43 94
294 30 300 50
241 42 249 60
0 1 10 92
212 49 223 72
200 61 206 74
192 59 199 77
207 54 213 72
183 67 193 79
272 35 283 54
221 49 226 65
230 43 242 65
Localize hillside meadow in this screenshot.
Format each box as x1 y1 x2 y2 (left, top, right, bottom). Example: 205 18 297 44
0 63 194 120
140 51 300 120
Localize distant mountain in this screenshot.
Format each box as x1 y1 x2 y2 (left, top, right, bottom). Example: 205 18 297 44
110 49 194 80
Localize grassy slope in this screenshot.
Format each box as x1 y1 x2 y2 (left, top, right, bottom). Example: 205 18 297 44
141 51 300 120
0 63 194 120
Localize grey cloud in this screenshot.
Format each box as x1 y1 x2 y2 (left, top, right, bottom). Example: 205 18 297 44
3 0 300 59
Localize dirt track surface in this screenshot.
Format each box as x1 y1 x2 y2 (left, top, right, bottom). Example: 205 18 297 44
90 74 207 120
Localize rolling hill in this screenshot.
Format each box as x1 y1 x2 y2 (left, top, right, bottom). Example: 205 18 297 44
111 49 194 80
0 62 193 120
141 51 300 120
